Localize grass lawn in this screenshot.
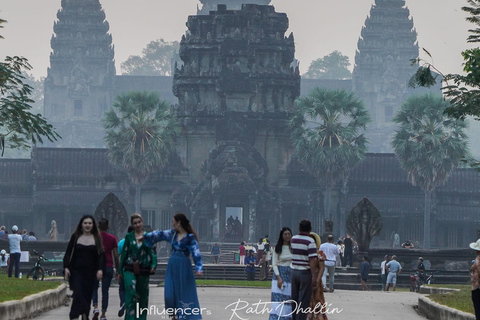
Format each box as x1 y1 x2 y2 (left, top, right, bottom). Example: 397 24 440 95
427 284 474 315
0 274 62 303
196 279 271 288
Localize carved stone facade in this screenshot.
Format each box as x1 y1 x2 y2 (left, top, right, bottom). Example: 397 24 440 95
43 0 116 147
352 0 437 152
173 5 300 241
198 0 271 15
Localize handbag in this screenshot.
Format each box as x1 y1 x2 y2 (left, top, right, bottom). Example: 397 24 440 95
132 260 140 275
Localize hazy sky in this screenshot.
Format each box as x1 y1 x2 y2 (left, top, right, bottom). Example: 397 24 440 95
0 0 473 79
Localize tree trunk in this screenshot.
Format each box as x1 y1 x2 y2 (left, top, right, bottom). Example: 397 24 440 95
135 184 141 214
424 190 432 249
339 179 348 238
324 186 332 228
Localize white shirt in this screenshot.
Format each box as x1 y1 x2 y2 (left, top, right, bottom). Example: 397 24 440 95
8 234 22 254
0 253 9 267
381 260 387 274
319 242 339 267
272 245 292 275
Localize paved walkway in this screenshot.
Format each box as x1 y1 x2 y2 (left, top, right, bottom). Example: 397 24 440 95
33 286 425 320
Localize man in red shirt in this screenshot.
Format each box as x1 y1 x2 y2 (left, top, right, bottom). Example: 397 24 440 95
239 241 246 265
92 218 119 320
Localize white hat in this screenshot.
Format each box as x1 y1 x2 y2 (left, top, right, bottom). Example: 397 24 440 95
470 239 480 251
0 249 5 255
11 225 18 232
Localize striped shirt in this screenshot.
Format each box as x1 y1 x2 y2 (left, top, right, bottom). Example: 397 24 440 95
290 233 317 270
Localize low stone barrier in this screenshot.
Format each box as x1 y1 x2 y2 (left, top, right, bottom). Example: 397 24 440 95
418 295 475 320
419 286 460 295
0 283 67 320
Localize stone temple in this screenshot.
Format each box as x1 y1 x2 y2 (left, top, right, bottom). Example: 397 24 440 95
1 0 477 249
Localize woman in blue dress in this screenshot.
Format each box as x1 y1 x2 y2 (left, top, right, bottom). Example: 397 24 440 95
144 213 203 320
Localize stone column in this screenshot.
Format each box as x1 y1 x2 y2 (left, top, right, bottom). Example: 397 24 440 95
248 195 257 243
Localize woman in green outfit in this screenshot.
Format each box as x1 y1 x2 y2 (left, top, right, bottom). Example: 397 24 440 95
119 214 157 320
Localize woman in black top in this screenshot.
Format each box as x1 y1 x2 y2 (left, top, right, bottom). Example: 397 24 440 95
64 215 105 320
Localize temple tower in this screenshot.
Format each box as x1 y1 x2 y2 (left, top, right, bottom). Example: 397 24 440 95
353 0 419 151
198 0 271 14
173 4 300 241
44 0 115 147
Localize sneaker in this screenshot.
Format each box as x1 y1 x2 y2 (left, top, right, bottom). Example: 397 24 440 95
92 309 99 320
118 304 125 317
329 288 335 293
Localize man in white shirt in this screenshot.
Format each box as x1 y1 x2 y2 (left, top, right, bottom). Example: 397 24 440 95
8 225 22 278
319 234 340 292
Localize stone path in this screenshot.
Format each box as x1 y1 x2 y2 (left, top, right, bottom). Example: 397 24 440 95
33 286 426 320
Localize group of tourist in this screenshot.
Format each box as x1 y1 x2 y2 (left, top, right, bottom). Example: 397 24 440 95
63 213 203 320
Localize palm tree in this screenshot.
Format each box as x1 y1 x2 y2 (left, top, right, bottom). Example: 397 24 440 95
392 94 469 249
103 91 179 213
289 87 370 236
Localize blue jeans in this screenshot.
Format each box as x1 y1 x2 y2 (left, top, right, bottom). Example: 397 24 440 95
8 252 21 278
92 267 114 312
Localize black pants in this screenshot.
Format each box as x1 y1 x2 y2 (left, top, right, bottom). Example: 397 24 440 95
291 269 312 320
473 288 480 320
246 271 255 281
70 270 96 320
344 250 353 267
8 252 21 277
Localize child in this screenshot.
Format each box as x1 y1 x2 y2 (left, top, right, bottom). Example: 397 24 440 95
0 249 9 273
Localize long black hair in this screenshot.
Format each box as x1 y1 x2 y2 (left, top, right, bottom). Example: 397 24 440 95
275 227 292 255
70 215 103 255
174 213 198 241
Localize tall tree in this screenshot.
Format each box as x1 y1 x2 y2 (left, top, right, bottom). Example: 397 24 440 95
0 18 59 155
392 94 469 249
410 0 480 120
303 50 352 80
289 88 370 236
121 39 179 76
103 91 179 213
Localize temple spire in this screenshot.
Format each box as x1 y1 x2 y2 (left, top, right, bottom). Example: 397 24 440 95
198 0 271 14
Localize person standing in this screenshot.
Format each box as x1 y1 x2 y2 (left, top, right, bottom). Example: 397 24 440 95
119 214 157 320
380 255 389 291
28 232 37 241
259 251 269 281
1 249 10 273
343 234 353 267
306 232 327 320
92 218 119 320
385 255 402 291
64 215 105 320
360 256 370 291
470 239 480 320
117 226 133 317
269 227 293 320
239 241 246 265
211 243 220 264
0 226 5 239
7 225 22 278
245 250 257 281
319 235 339 293
144 213 203 320
290 220 318 320
257 238 265 262
21 229 29 241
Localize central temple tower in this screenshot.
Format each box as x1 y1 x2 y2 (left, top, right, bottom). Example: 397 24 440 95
173 4 300 241
198 0 271 14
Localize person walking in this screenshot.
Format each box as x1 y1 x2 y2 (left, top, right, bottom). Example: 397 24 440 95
319 235 339 293
360 256 370 291
239 241 246 265
269 227 293 320
380 255 389 291
343 234 353 267
7 225 22 278
119 214 157 320
290 220 318 320
245 250 257 281
117 226 133 317
211 243 220 264
470 239 480 320
144 213 203 320
64 215 105 320
385 255 402 291
92 218 119 320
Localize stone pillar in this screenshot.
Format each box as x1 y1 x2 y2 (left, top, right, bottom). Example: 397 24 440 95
248 196 257 243
213 198 221 241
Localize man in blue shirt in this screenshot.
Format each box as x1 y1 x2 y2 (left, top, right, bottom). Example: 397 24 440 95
211 243 220 264
360 256 370 291
245 250 257 281
386 255 402 291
